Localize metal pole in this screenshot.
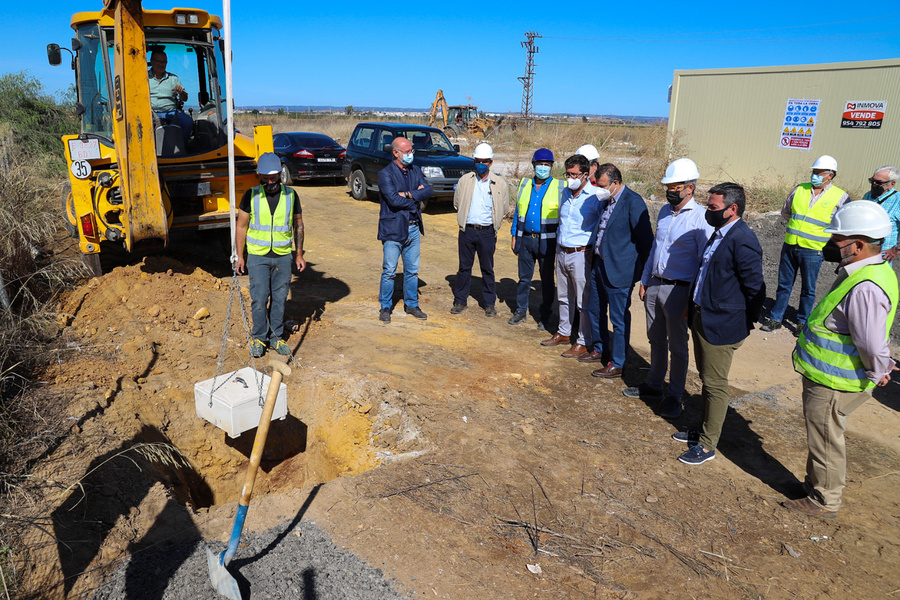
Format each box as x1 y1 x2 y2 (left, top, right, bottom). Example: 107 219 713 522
223 0 237 268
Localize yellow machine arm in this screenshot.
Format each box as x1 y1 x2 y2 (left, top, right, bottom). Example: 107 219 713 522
427 90 449 128
105 0 167 251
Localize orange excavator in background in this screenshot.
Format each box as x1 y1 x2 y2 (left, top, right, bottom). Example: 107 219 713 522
48 0 272 275
426 90 506 138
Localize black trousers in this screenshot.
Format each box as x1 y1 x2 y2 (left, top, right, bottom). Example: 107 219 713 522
453 226 497 307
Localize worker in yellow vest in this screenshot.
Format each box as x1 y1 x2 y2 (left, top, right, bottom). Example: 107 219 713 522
784 201 898 517
235 153 307 358
761 155 849 335
508 148 564 329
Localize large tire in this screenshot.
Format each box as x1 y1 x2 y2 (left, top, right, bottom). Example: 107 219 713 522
443 125 461 138
349 169 368 201
280 162 293 186
61 182 77 237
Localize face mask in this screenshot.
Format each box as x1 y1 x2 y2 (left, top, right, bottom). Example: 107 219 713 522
870 184 889 200
705 206 730 228
810 173 825 187
567 177 583 191
475 163 490 177
401 153 414 166
534 165 551 179
263 181 280 193
665 190 682 205
822 239 855 264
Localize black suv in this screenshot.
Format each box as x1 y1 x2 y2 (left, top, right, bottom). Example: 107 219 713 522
342 122 475 202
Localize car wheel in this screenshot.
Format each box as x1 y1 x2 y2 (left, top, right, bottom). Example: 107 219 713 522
62 181 77 237
280 162 293 186
350 169 368 201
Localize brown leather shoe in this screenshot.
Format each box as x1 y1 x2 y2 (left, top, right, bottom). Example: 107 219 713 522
540 333 570 347
561 344 588 358
782 496 838 518
577 350 605 363
591 364 624 379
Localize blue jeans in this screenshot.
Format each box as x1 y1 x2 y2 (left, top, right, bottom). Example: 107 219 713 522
380 224 420 310
515 236 555 320
586 256 633 369
247 253 293 344
770 243 824 324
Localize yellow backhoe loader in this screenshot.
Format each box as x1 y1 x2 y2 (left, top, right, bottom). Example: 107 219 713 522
426 90 504 137
48 0 271 275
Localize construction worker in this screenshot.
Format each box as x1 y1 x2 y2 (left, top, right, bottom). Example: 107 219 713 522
761 155 848 335
508 149 564 329
235 153 306 358
784 201 898 517
576 144 601 185
861 165 900 261
450 143 510 316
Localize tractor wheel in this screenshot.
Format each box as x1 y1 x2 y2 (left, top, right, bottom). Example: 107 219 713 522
61 182 77 237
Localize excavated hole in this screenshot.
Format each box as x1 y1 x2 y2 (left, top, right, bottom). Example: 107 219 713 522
174 375 428 510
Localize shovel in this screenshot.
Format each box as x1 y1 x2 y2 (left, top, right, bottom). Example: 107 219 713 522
207 360 292 600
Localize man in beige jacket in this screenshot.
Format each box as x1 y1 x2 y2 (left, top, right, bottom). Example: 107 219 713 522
450 143 511 316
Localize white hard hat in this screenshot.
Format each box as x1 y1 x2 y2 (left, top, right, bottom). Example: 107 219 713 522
660 158 700 184
257 152 281 175
811 155 838 172
473 143 493 159
576 144 600 162
824 200 892 239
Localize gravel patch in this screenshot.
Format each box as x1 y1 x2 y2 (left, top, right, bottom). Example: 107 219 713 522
90 519 412 600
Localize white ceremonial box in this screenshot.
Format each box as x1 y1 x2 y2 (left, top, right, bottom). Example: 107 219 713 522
194 367 288 438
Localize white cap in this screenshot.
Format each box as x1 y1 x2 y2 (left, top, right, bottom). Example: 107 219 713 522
824 200 892 239
576 144 600 161
256 152 281 175
811 155 838 172
473 143 493 159
660 158 700 184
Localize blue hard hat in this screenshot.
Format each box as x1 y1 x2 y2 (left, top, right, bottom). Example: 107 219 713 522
532 148 553 163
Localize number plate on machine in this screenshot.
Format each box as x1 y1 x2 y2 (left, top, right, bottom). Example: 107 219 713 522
68 138 102 160
317 158 336 162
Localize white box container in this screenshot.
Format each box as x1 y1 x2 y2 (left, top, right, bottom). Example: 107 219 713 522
194 367 288 438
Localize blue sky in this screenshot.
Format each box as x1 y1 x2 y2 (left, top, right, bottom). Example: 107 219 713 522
4 1 898 118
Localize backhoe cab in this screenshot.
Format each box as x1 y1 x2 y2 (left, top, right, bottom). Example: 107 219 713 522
49 3 272 275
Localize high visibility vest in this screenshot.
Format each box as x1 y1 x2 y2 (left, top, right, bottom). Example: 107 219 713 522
784 183 845 250
515 178 562 239
793 261 898 392
246 185 293 256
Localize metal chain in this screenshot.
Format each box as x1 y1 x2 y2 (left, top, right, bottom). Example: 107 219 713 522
208 271 267 408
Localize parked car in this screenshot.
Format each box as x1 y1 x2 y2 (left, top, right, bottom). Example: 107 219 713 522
342 122 475 202
273 132 346 185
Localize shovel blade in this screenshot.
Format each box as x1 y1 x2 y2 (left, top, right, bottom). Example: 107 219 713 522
206 545 242 600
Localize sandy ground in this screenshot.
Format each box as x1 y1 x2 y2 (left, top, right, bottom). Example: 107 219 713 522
18 180 900 599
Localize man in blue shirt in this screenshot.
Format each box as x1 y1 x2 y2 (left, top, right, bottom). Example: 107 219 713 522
509 149 564 329
862 165 900 261
377 137 432 323
620 158 712 412
541 155 607 358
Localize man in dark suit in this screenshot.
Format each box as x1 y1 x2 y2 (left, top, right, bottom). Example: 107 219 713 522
674 182 765 465
377 137 433 323
584 163 654 379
